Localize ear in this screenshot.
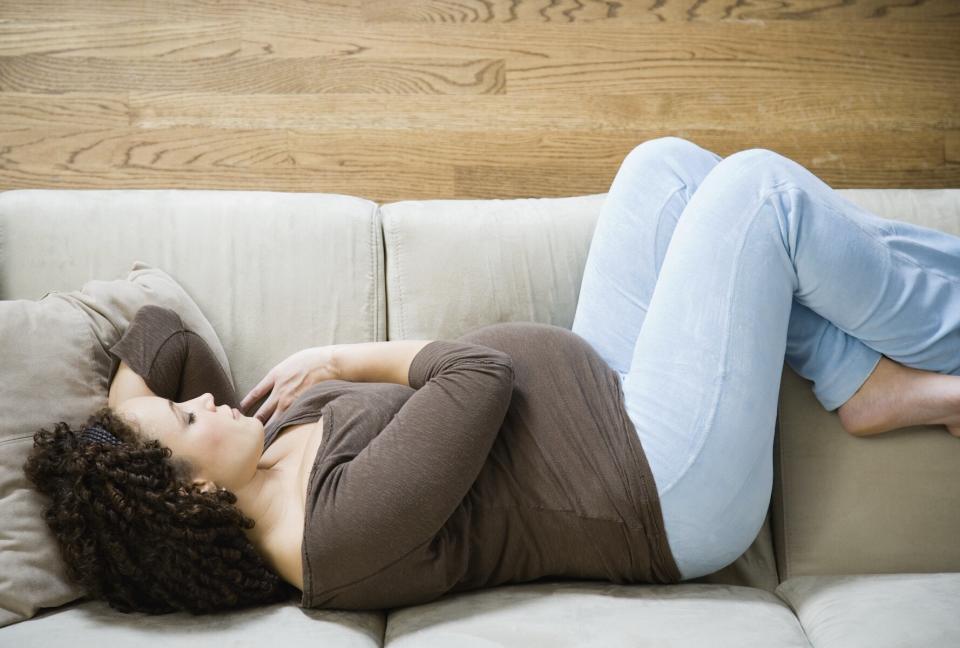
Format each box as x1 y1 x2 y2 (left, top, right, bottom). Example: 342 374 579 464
193 479 218 494
180 479 218 495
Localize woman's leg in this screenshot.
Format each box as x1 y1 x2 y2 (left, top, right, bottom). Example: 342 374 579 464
572 138 886 419
572 137 723 379
616 146 960 580
570 136 884 577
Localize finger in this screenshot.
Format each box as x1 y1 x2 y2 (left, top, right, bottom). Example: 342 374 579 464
259 395 294 428
264 398 291 426
264 398 291 427
254 397 278 425
240 385 266 413
240 396 261 416
240 374 274 412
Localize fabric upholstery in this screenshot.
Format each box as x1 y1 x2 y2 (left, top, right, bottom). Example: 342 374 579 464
383 581 811 647
0 188 386 400
1 185 958 646
776 573 960 647
0 599 383 647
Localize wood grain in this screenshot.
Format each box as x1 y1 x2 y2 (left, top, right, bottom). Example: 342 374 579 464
0 1 957 199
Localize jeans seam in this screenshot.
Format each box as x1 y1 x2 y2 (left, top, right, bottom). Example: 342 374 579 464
658 183 792 497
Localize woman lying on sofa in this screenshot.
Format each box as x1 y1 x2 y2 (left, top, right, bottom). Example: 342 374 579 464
24 136 960 617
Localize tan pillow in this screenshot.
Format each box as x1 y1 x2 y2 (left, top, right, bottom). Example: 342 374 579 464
0 261 233 628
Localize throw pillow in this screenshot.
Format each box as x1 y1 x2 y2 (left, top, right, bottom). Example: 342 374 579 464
0 261 233 628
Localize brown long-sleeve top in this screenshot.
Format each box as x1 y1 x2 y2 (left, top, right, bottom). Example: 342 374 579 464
109 306 682 612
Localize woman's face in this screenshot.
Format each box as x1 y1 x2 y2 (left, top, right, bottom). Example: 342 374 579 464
114 392 265 493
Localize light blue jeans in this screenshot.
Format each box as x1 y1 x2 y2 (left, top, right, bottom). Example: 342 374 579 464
571 137 960 580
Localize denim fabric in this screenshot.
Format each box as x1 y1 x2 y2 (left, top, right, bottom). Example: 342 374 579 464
571 137 960 580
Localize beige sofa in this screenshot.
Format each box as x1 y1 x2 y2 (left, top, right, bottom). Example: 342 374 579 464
1 186 958 646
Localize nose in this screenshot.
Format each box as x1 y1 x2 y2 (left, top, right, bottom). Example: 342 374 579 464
203 393 233 419
195 392 216 410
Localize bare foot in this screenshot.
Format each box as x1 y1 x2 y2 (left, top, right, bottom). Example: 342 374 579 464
837 356 960 437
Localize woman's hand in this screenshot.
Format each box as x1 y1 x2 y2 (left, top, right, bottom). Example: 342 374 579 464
240 346 341 428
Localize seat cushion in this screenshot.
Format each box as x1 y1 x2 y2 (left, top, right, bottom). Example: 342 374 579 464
0 597 384 647
776 573 960 648
383 581 811 647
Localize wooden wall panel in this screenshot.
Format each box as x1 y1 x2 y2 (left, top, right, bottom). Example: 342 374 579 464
0 1 957 200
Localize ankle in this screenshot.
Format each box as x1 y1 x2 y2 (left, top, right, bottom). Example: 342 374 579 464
836 356 956 436
837 356 904 436
839 356 960 436
900 364 960 425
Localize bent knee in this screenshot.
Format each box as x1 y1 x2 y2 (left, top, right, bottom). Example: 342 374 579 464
715 147 793 178
691 148 804 204
626 136 709 164
618 136 721 186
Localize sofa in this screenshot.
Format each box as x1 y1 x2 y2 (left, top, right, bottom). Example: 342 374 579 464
0 182 958 647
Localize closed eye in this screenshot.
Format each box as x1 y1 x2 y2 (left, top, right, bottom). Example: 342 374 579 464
167 399 196 428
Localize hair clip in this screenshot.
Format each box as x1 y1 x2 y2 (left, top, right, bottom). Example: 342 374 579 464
79 424 121 446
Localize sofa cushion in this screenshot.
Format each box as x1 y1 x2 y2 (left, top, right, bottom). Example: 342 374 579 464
379 193 781 593
0 598 384 647
776 573 960 647
383 581 811 647
380 194 608 340
772 187 960 582
0 262 232 628
0 188 386 399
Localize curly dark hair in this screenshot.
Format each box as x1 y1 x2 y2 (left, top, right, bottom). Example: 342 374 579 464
22 406 299 615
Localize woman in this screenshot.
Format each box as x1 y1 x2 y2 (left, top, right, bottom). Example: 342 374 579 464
24 137 960 616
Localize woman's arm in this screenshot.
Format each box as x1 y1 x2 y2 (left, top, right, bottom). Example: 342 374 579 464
108 359 157 408
240 340 435 426
331 339 435 387
309 340 514 594
108 304 239 408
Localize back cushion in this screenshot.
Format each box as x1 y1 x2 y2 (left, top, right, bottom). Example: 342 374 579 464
0 188 387 399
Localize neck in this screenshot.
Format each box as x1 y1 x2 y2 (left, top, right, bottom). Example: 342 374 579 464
234 459 297 550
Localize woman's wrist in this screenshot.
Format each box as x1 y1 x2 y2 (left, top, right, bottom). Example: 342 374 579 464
330 340 434 387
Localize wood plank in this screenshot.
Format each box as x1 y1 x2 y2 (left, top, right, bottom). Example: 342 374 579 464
0 127 953 196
